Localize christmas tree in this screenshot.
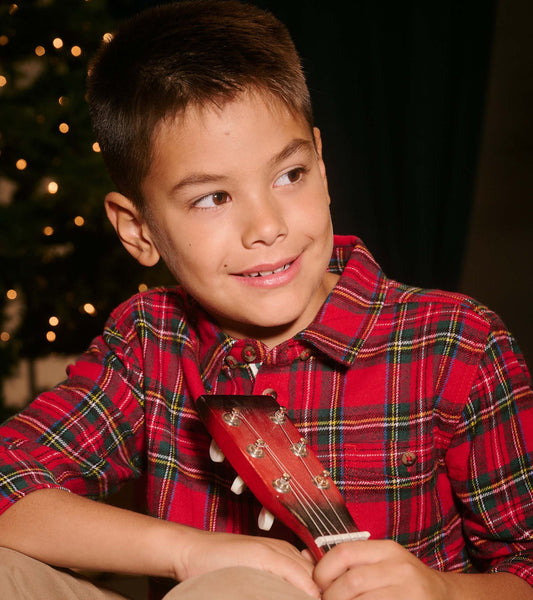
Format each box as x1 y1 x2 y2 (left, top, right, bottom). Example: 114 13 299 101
0 0 172 415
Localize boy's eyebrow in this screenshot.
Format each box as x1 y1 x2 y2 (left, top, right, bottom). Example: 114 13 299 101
170 172 228 195
169 138 314 196
269 138 314 168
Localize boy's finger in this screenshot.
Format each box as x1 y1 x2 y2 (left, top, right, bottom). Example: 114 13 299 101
313 539 402 589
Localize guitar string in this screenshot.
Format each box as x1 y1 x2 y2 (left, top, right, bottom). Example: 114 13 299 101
275 422 352 535
239 413 348 546
238 413 350 542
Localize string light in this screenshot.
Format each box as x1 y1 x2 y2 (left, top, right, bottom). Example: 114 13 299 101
0 76 7 88
74 216 85 226
43 226 54 236
103 33 113 43
53 38 63 49
92 142 101 152
35 46 46 57
71 46 82 57
59 122 69 133
6 289 17 300
47 181 59 194
138 283 148 292
0 36 8 46
58 96 68 106
46 331 56 342
0 332 10 342
16 158 27 170
48 316 59 327
9 4 18 16
83 303 96 315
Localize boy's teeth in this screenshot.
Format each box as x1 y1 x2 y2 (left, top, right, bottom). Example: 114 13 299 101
244 263 290 277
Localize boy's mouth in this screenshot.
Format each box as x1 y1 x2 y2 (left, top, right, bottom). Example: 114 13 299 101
240 262 291 278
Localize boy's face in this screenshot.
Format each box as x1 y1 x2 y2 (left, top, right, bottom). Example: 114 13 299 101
112 92 337 347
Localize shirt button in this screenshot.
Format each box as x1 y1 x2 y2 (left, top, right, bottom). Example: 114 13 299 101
401 451 417 467
242 345 257 363
224 355 238 368
262 388 277 399
299 349 311 361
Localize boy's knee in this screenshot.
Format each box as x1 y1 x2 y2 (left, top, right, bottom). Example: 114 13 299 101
163 567 315 600
0 547 41 597
0 547 126 599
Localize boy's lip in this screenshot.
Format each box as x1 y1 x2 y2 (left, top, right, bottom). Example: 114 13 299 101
232 254 301 286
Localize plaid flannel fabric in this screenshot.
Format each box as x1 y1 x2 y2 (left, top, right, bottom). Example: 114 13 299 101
1 235 532 583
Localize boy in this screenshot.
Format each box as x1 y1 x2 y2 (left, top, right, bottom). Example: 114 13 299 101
1 1 532 599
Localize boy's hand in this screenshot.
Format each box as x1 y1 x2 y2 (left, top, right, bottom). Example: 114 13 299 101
174 529 320 599
313 539 449 600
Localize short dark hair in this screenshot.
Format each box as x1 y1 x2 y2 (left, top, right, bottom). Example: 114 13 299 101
87 0 313 210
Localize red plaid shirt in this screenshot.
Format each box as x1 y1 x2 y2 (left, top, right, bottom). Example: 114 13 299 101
1 236 533 583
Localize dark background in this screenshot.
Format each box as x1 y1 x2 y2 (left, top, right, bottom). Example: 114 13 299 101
1 0 531 414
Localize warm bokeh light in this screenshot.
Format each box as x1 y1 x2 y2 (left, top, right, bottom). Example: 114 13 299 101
35 45 45 56
53 38 63 49
6 289 17 300
43 226 54 236
74 216 85 226
0 75 7 87
16 158 27 170
83 303 96 315
58 96 67 106
92 142 101 152
49 316 59 327
71 46 82 57
103 33 113 43
138 283 148 292
0 36 9 46
0 332 10 342
59 122 69 133
47 181 59 194
46 331 57 342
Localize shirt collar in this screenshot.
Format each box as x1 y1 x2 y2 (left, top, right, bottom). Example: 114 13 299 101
297 235 388 366
194 235 388 369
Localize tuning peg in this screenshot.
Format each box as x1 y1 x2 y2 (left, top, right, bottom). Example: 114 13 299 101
230 475 247 495
209 439 225 463
258 507 275 531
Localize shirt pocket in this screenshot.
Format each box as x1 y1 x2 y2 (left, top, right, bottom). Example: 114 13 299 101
339 441 447 548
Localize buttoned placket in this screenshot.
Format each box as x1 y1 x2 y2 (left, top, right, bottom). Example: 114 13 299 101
218 340 314 407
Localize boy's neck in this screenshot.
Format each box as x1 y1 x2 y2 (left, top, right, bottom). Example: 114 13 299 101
215 271 340 349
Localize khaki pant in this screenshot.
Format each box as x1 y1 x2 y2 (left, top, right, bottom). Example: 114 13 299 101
0 547 315 600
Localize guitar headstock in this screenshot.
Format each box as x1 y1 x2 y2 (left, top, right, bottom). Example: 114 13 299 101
196 394 369 561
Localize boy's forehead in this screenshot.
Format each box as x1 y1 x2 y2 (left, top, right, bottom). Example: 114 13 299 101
143 92 317 201
156 91 310 143
149 92 314 177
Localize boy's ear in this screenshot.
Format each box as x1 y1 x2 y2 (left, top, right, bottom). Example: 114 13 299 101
313 127 329 194
104 192 161 267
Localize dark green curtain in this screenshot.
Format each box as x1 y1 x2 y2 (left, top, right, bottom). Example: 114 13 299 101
258 1 496 290
116 0 497 291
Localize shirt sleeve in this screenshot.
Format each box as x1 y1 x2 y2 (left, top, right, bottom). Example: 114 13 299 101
446 310 533 583
0 307 146 515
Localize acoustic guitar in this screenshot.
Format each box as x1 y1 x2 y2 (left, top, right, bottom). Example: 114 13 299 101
197 394 370 561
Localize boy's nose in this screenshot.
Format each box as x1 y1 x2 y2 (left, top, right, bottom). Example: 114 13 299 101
240 195 288 248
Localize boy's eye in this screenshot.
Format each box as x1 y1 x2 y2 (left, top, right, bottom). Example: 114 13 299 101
193 191 230 209
274 167 306 187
